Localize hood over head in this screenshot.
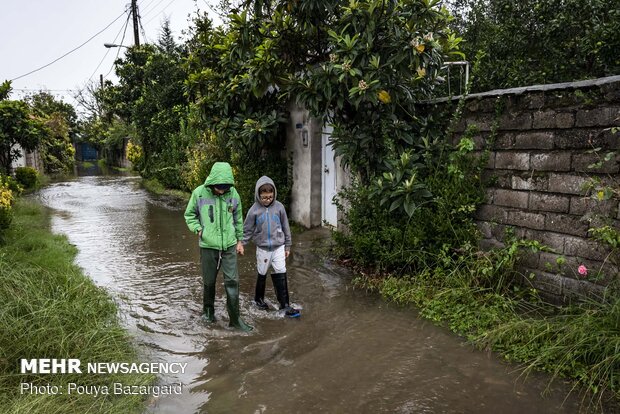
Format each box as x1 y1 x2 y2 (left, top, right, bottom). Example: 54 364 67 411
204 162 235 187
254 175 277 204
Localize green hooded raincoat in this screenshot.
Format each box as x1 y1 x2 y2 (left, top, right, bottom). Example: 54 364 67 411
184 162 243 250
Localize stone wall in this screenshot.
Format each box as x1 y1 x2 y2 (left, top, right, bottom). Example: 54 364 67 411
446 76 620 302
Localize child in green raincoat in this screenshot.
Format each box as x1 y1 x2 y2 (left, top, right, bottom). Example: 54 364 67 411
184 162 252 331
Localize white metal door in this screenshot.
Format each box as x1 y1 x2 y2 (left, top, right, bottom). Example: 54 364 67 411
322 125 338 227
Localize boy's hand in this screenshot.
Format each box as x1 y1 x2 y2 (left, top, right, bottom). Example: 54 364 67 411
236 241 244 255
285 250 290 259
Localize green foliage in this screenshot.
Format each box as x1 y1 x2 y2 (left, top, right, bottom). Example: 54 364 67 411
355 234 620 407
353 232 544 331
98 119 136 166
580 127 620 269
101 26 189 185
14 167 38 190
0 94 45 175
449 0 620 92
185 14 288 162
590 226 620 250
181 127 228 192
232 152 292 214
0 176 15 236
286 0 461 183
0 199 153 413
478 295 620 406
370 150 433 218
334 134 486 273
185 1 460 188
24 92 78 174
0 81 11 101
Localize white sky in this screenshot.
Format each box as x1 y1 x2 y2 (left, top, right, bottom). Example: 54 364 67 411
1 0 223 113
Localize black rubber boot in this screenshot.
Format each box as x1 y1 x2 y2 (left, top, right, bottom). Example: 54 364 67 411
202 283 216 323
224 280 253 331
254 273 270 310
271 273 300 317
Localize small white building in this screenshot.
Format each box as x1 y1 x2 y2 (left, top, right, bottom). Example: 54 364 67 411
286 103 350 229
10 144 41 172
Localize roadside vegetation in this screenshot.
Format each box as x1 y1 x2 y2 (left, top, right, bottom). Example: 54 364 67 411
331 95 620 410
0 192 154 413
1 0 619 411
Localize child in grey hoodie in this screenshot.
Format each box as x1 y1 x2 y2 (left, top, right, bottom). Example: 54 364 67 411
242 176 300 317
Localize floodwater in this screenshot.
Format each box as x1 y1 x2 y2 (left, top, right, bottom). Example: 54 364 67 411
37 174 585 413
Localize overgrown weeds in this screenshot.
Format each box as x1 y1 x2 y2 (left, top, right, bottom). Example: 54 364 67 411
350 242 620 411
0 199 154 413
333 130 619 410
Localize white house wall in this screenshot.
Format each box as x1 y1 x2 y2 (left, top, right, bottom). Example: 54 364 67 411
286 103 322 228
287 103 352 229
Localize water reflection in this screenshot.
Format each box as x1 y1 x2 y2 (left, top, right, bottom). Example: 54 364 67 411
37 175 583 413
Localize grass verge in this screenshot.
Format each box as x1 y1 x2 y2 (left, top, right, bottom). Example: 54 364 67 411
142 178 189 203
353 269 620 412
0 199 154 414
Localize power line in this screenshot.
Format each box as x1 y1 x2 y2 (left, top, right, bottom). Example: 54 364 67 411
104 14 132 79
141 0 170 18
202 0 222 19
145 0 179 25
10 10 128 82
13 88 80 93
139 0 160 14
89 11 133 83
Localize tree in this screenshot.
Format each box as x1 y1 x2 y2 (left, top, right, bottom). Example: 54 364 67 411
0 83 45 174
186 0 461 216
448 0 620 92
25 92 78 173
100 18 189 186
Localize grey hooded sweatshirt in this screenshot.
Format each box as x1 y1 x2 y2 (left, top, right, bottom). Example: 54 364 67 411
242 176 292 252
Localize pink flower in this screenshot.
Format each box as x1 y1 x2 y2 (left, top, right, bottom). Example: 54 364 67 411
578 265 588 276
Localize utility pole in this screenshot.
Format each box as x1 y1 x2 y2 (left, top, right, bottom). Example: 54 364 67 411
131 0 140 46
100 74 103 89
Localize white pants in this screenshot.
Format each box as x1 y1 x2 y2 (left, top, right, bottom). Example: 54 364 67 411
256 245 286 275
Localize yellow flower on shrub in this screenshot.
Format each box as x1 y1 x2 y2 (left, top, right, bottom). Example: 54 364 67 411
0 185 12 209
126 140 143 165
182 146 207 190
416 67 426 77
0 179 14 231
410 37 425 53
378 90 391 104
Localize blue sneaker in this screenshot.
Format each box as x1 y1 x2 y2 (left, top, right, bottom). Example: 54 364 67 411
284 306 301 318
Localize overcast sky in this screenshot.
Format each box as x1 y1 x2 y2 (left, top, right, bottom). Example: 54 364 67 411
1 0 223 112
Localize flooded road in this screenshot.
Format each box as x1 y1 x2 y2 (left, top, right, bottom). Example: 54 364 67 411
37 174 583 413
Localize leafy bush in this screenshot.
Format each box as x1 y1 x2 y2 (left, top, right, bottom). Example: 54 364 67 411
449 0 620 92
0 176 15 235
14 167 38 190
232 152 291 214
334 136 486 274
180 128 229 192
125 140 143 168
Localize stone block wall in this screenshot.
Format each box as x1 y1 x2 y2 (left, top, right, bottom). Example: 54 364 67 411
448 76 620 302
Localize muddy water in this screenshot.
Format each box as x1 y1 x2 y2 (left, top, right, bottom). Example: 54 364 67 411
37 175 583 413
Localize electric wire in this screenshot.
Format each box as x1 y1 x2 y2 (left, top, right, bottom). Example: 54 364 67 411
202 0 220 18
141 0 170 18
88 10 133 83
139 0 159 13
9 10 128 82
145 0 179 25
104 14 132 79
